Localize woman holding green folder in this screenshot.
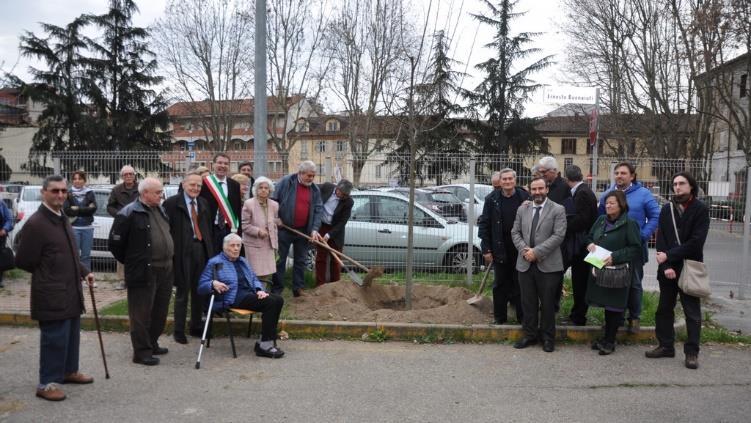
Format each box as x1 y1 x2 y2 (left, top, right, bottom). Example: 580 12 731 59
585 190 643 355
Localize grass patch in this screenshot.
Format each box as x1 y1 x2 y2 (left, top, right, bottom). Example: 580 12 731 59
3 268 29 279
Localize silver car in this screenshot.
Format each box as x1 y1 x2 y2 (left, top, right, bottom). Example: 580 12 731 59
342 191 482 273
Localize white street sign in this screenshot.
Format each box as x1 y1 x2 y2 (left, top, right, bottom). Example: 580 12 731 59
543 86 598 105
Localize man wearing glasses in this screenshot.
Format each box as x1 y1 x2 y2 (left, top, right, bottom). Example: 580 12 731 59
16 176 96 401
109 178 175 366
536 156 571 205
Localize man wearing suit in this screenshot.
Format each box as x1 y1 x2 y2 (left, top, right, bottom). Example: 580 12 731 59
563 165 598 326
200 153 243 256
164 171 214 343
511 177 567 352
315 179 354 286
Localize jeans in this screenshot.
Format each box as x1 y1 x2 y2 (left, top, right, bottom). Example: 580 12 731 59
627 264 644 321
272 228 309 294
39 317 80 385
73 227 94 271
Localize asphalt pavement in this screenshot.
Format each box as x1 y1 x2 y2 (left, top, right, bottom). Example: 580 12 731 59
1 327 750 422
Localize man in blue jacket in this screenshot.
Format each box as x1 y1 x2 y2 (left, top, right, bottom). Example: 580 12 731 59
598 162 660 332
271 160 323 297
0 199 14 288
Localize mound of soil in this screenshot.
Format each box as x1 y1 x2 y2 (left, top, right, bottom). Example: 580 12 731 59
287 281 494 325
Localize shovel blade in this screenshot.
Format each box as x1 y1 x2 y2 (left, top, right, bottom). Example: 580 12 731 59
346 267 364 286
466 295 483 305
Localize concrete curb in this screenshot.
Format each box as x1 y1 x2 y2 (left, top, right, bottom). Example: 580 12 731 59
0 312 679 343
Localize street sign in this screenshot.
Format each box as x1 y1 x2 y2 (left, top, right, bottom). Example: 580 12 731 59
543 85 598 105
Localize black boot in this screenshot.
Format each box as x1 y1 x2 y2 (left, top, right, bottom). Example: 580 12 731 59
599 310 621 355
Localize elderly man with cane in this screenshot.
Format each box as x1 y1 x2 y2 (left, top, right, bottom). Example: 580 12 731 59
15 175 96 401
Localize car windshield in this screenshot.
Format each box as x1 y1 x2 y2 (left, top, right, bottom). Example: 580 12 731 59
5 185 23 194
21 187 42 201
428 192 460 203
475 185 492 199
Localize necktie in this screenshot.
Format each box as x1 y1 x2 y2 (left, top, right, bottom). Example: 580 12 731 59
529 206 541 248
191 200 203 241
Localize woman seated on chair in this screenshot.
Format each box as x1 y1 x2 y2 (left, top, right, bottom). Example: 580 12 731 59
198 233 285 358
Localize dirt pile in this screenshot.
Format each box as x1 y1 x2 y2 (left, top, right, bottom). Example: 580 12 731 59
287 281 494 325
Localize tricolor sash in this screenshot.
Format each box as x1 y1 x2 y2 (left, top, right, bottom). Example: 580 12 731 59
204 175 239 232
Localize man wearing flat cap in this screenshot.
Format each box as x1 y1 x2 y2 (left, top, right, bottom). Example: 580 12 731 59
315 179 354 286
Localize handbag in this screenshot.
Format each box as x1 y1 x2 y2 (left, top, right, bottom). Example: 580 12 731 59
0 246 14 272
669 203 711 298
593 263 631 288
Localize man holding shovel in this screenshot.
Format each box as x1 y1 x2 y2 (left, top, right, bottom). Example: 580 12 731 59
271 161 323 297
315 179 354 287
15 175 96 401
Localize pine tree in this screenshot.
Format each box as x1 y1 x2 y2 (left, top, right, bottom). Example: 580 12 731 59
464 0 552 156
86 0 170 150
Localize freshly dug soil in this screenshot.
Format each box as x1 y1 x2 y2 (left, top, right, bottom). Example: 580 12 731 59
287 281 494 325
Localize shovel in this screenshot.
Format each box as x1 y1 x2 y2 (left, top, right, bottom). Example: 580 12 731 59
467 262 493 305
278 223 382 286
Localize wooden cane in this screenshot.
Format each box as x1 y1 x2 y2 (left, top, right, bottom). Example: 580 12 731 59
88 283 110 379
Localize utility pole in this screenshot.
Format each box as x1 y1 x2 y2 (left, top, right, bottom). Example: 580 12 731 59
254 0 268 177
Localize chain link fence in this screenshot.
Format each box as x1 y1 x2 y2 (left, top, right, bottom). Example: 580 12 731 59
1 150 749 297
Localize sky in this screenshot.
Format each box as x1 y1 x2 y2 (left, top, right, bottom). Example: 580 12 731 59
0 0 569 117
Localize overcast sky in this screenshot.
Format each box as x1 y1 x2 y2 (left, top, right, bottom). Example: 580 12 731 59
0 0 569 117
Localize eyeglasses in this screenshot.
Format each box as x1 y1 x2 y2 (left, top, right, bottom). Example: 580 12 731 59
122 172 135 176
47 188 68 194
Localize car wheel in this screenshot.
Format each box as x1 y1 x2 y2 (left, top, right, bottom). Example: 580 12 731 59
444 244 482 273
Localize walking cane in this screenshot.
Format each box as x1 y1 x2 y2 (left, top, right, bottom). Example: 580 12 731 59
88 283 110 379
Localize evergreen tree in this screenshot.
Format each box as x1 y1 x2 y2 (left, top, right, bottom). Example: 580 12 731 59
87 0 170 150
464 0 552 156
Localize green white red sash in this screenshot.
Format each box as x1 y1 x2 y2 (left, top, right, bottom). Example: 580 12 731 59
204 175 238 232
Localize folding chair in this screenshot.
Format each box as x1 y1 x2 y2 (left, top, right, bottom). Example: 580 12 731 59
195 294 256 369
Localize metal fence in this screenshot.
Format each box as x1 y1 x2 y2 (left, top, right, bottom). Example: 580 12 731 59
1 150 749 297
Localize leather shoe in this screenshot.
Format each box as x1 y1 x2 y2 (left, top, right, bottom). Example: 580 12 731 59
685 354 699 369
173 332 188 344
254 342 285 359
542 340 555 352
63 372 93 384
153 346 169 355
133 356 160 366
189 328 203 338
292 289 303 298
645 346 675 358
36 383 66 401
493 319 507 325
513 337 538 349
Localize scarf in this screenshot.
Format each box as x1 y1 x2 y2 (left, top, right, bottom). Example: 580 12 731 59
70 185 92 202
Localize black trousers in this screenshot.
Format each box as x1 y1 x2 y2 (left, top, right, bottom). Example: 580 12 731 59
656 277 702 355
568 254 590 325
212 224 231 256
127 265 173 359
518 264 561 342
233 293 284 342
174 240 207 335
492 259 523 323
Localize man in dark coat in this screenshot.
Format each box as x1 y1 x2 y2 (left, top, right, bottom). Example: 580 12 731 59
537 156 571 205
200 153 243 255
271 160 323 297
478 168 529 324
315 179 354 286
647 172 709 370
109 178 174 366
0 198 14 288
563 165 598 325
164 171 214 343
15 175 95 401
107 165 139 289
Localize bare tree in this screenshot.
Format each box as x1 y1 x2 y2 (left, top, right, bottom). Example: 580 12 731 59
266 0 330 171
325 0 412 186
725 0 751 166
152 0 254 151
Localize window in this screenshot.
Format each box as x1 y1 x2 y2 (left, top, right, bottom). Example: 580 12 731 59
627 140 636 156
326 119 340 132
300 141 308 159
376 197 408 224
318 163 325 176
351 196 374 222
316 140 326 153
336 141 346 152
296 119 309 132
561 138 577 155
564 157 573 169
586 140 604 155
741 74 748 98
375 164 382 179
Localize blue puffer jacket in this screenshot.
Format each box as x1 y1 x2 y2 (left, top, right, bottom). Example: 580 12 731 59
0 201 14 233
197 252 264 312
598 182 660 242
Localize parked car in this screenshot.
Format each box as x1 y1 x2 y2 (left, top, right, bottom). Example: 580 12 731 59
386 188 466 222
435 184 493 219
341 191 482 273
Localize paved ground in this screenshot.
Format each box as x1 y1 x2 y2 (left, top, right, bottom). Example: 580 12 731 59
1 327 750 423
